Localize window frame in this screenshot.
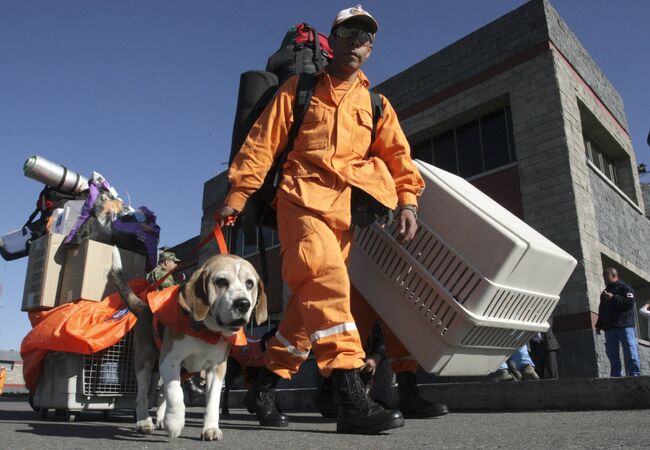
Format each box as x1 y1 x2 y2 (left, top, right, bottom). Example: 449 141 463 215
413 106 516 178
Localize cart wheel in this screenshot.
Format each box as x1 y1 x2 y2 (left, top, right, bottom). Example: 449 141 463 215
39 408 48 420
102 410 110 421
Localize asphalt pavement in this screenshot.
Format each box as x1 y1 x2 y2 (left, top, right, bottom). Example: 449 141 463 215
1 396 648 449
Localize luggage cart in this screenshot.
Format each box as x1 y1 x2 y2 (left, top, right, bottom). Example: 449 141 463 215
32 332 137 421
349 160 577 376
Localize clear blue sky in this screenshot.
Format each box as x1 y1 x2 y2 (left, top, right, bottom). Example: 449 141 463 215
1 0 648 351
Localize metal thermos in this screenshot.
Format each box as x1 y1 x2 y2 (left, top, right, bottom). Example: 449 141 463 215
23 155 89 193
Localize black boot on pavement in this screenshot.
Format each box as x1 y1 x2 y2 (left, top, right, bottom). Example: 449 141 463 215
331 368 404 434
396 371 449 418
243 366 289 427
313 375 338 418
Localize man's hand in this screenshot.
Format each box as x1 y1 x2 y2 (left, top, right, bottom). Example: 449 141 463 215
602 290 614 300
360 355 379 377
397 207 417 245
217 205 238 227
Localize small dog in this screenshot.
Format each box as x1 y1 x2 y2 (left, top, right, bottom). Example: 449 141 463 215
110 247 267 441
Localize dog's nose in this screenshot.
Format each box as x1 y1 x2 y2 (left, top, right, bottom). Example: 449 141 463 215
233 298 251 314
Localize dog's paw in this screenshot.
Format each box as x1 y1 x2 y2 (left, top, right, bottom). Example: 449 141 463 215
155 418 165 430
167 428 182 440
135 417 155 434
202 427 223 441
164 412 184 439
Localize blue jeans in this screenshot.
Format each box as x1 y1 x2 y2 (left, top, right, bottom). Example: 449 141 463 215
604 327 641 377
500 345 534 370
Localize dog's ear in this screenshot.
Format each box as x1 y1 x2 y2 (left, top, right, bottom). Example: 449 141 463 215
254 276 268 325
178 268 211 322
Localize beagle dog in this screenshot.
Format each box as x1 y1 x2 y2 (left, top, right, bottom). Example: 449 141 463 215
110 247 267 441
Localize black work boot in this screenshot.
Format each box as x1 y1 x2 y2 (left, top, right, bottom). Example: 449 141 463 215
331 368 404 434
243 367 289 427
396 371 448 418
313 375 338 418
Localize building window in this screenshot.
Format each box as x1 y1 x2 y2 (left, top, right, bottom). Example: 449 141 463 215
233 226 280 257
584 133 619 186
412 106 516 178
579 101 638 205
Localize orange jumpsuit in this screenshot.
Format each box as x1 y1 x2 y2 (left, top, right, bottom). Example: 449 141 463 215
226 71 424 378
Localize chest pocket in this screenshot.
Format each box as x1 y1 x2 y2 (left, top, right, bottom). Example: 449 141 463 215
295 105 329 151
352 109 373 157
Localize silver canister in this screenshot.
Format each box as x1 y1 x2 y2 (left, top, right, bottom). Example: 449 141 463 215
23 155 89 193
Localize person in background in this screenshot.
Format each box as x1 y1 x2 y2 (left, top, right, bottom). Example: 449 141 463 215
490 344 540 382
146 250 180 290
529 318 560 379
595 267 641 377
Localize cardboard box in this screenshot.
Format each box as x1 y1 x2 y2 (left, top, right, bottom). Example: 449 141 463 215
59 239 146 304
21 233 67 311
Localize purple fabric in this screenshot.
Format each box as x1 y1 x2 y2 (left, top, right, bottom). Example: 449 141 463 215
111 206 160 272
64 179 108 243
63 176 160 272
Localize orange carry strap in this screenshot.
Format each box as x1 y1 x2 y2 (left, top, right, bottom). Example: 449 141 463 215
195 213 230 255
152 215 233 289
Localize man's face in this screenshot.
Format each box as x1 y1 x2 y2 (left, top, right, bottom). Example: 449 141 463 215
603 272 616 286
329 20 374 73
162 259 177 271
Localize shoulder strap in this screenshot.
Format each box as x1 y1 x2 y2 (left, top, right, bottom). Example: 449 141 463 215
303 23 325 74
369 91 383 144
271 72 318 188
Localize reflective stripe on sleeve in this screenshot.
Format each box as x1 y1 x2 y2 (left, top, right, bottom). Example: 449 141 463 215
310 322 357 343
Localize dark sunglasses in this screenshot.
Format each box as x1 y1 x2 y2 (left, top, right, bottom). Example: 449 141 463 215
333 26 374 44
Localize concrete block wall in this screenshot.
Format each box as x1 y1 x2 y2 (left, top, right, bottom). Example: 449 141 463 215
590 172 650 273
376 0 551 112
642 184 650 218
542 0 628 129
551 24 646 334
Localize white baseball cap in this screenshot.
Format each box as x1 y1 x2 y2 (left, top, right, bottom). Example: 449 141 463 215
331 4 379 34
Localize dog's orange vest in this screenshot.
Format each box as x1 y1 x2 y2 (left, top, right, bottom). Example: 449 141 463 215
146 285 247 346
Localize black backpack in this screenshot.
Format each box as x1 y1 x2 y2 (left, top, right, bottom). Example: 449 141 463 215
266 23 332 85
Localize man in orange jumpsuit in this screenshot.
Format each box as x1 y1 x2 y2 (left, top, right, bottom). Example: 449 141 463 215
219 5 424 434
